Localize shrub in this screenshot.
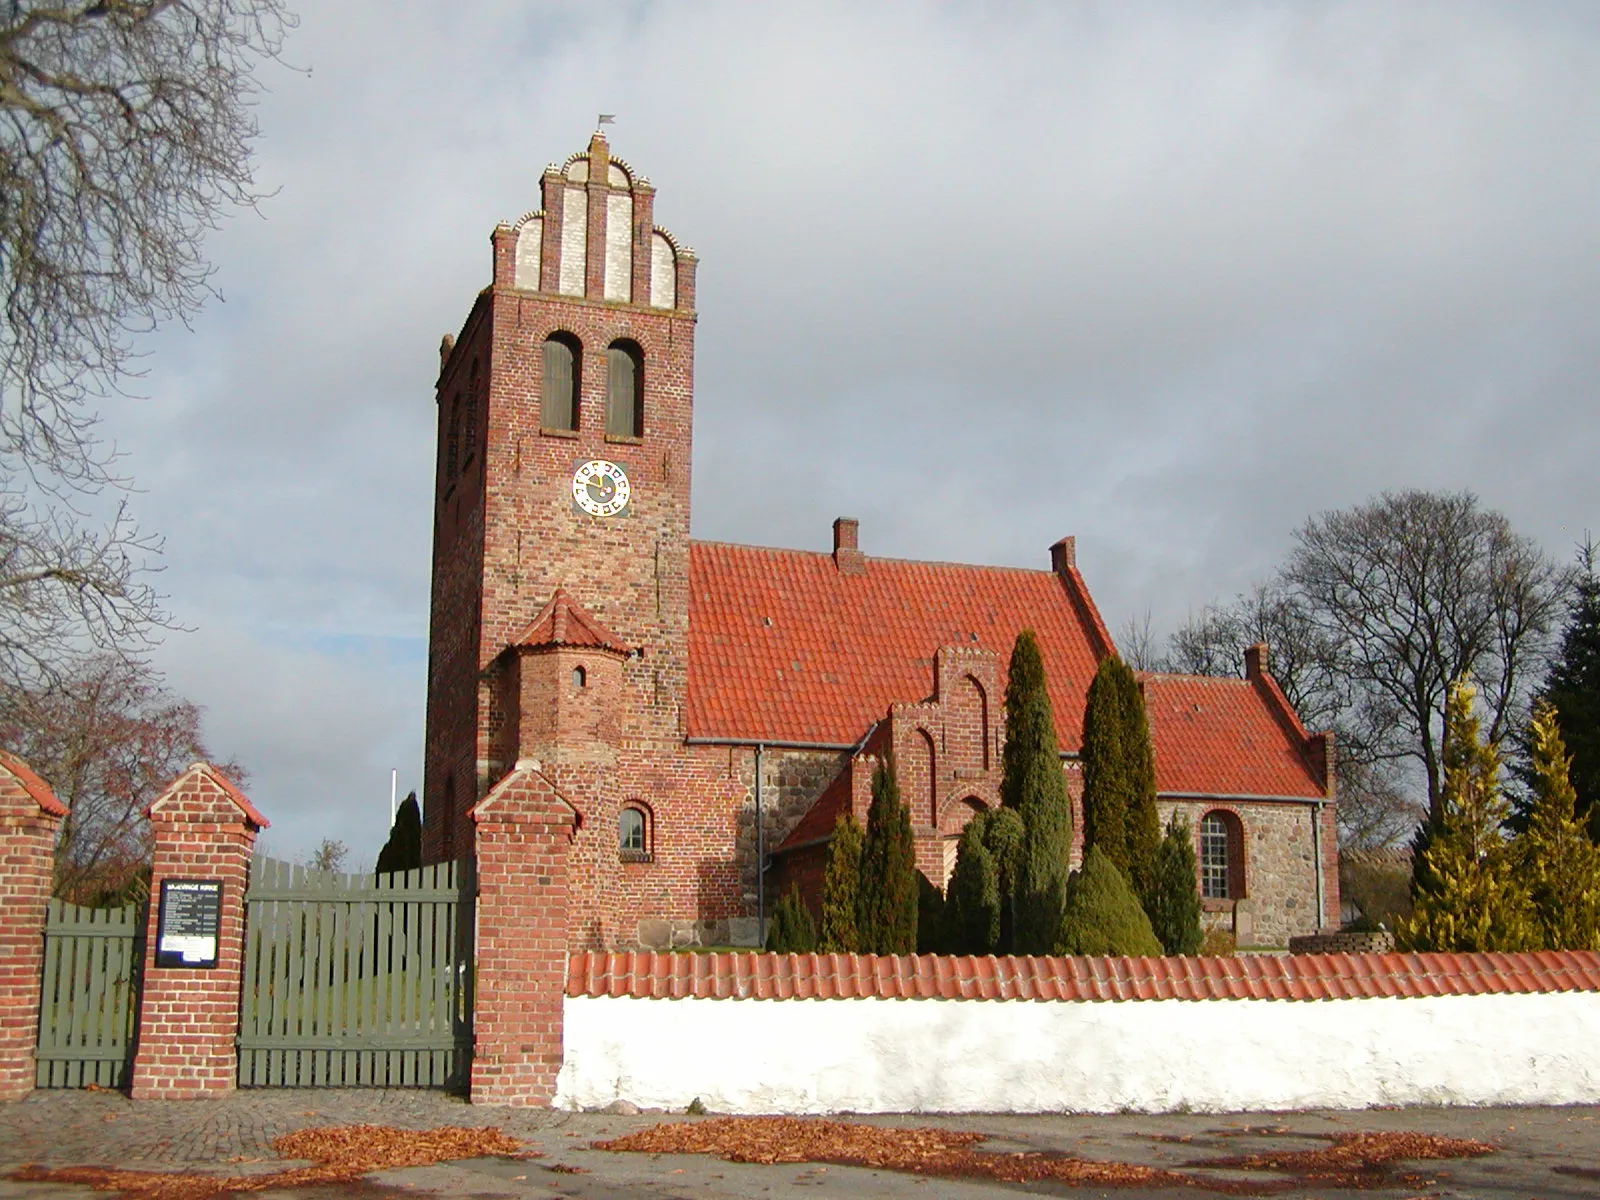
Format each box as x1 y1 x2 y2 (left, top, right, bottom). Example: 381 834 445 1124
766 884 817 953
1054 846 1162 957
1198 927 1237 957
945 817 1001 953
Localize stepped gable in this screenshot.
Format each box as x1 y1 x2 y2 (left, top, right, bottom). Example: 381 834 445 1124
512 587 631 656
687 541 1102 749
1141 673 1327 798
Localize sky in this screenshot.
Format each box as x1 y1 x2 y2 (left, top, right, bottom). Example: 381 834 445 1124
103 1 1600 863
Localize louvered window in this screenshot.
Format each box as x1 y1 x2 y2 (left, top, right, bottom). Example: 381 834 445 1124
606 341 642 438
542 335 579 431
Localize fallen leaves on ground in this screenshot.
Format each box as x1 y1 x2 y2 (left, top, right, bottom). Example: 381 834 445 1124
595 1117 1194 1189
8 1123 530 1200
595 1117 1498 1194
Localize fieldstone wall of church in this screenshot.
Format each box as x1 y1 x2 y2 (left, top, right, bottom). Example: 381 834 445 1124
1158 799 1337 948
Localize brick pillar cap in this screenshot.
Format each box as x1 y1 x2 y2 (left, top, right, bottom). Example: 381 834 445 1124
471 762 580 826
0 749 66 816
146 762 269 829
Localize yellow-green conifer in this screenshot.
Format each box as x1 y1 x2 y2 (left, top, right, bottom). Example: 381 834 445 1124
1514 702 1600 950
1398 679 1537 952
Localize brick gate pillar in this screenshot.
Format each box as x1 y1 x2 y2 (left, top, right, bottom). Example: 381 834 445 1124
130 764 266 1099
470 761 579 1106
0 753 66 1102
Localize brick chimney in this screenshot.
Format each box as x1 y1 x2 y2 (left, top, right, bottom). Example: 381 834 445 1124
1049 536 1076 574
1244 642 1269 681
833 517 865 575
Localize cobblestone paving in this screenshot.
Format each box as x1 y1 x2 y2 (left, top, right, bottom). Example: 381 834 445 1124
0 1089 563 1172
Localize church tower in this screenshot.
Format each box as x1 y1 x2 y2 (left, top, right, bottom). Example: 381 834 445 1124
423 131 697 861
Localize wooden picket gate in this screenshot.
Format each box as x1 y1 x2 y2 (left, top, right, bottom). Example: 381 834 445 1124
35 900 144 1088
237 857 474 1089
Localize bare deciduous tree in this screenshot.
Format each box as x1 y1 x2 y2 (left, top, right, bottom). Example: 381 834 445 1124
1288 490 1567 822
0 0 293 683
1165 491 1569 838
0 654 244 903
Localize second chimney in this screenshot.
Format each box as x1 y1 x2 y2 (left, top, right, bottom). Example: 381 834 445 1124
833 517 865 575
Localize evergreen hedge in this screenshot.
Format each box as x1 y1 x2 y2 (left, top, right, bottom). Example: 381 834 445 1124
1054 845 1162 957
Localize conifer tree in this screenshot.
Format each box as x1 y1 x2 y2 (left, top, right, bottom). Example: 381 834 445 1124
766 884 817 953
980 806 1025 953
945 816 1001 953
855 757 918 954
1080 655 1161 900
1542 543 1600 838
1054 846 1163 957
1002 630 1073 953
818 808 864 952
1399 680 1537 952
1145 817 1203 955
916 872 947 953
376 792 422 875
1514 703 1600 950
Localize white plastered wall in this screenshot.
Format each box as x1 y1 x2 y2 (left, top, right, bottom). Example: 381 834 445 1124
557 992 1600 1114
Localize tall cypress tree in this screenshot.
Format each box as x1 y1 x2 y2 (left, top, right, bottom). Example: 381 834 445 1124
1081 656 1162 902
376 792 422 874
818 809 864 952
855 757 918 954
1514 702 1600 950
1399 680 1537 952
1002 630 1073 954
1145 817 1203 955
945 815 1002 954
1542 544 1600 838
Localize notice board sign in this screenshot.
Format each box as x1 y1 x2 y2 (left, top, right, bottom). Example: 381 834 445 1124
155 879 223 968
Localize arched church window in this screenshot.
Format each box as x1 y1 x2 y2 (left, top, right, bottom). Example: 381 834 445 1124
619 805 651 861
1199 810 1244 900
571 665 586 688
605 340 643 438
542 334 580 432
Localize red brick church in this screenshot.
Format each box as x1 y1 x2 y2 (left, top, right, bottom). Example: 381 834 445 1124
423 132 1339 951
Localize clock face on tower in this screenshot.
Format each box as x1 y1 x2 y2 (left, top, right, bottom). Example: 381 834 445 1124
571 459 631 517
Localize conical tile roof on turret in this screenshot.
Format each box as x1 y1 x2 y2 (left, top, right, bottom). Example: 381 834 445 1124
513 587 631 656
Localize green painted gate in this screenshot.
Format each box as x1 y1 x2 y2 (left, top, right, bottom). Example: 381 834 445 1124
237 857 474 1089
35 900 144 1088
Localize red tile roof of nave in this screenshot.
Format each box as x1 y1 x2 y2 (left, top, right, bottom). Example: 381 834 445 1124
687 542 1105 750
1140 673 1324 798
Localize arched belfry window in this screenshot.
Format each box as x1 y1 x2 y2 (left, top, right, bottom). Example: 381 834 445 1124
605 340 643 438
542 334 580 432
1199 810 1244 900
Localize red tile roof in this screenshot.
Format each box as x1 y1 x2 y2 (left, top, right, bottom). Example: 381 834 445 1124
687 541 1327 798
569 949 1600 1003
687 543 1105 750
0 749 67 816
1141 674 1324 798
515 586 631 655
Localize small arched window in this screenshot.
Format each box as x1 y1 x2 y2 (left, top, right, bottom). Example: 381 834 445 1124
571 665 586 688
1199 810 1244 900
619 805 651 861
605 340 643 438
542 334 580 432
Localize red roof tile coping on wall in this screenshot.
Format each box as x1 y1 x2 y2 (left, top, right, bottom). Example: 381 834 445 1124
567 950 1600 1003
0 749 67 816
